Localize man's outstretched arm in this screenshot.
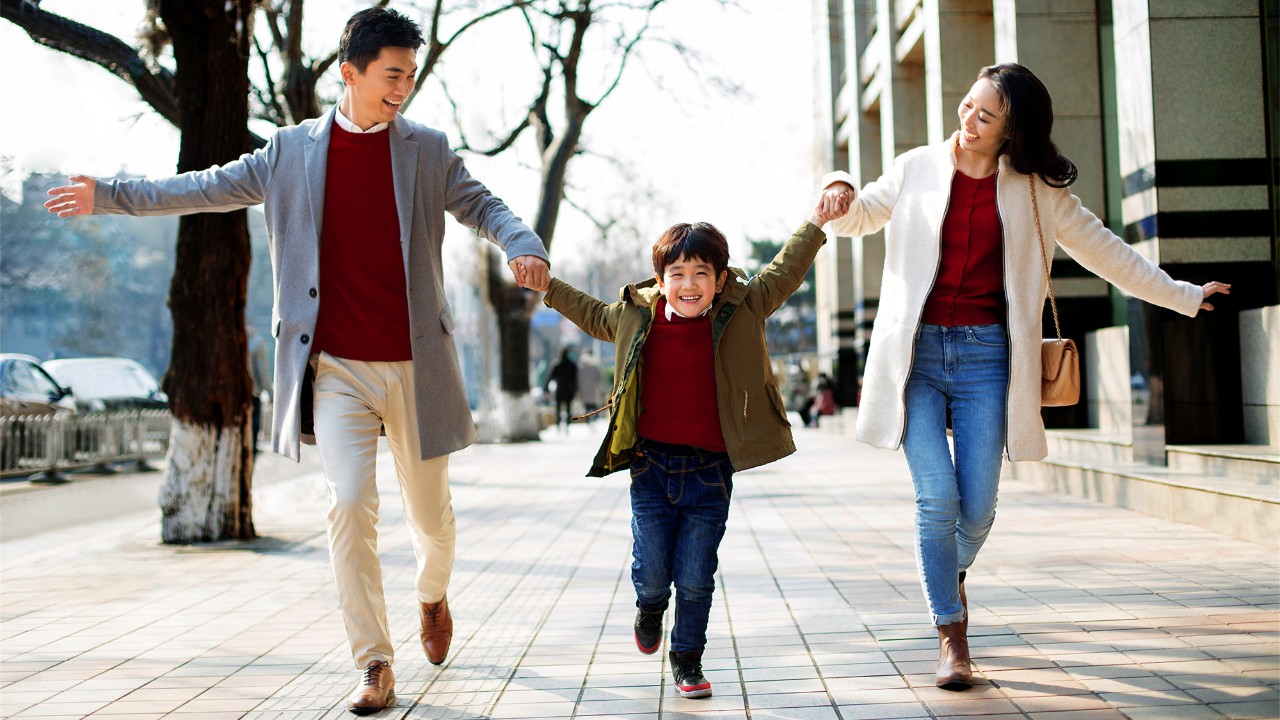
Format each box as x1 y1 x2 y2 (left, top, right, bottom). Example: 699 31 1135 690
44 140 279 219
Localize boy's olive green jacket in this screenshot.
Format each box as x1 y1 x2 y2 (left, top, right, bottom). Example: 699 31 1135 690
543 221 826 477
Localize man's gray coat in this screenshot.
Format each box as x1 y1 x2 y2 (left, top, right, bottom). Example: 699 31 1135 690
93 107 549 461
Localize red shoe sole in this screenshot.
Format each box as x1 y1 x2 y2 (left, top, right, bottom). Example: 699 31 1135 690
635 633 661 655
675 681 711 698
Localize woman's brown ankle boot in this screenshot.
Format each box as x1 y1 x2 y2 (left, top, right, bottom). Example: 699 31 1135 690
936 621 973 690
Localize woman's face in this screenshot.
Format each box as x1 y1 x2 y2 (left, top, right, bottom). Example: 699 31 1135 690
956 78 1009 158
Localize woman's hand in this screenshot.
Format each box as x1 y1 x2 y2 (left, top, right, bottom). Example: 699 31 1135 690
810 182 854 227
1199 281 1231 311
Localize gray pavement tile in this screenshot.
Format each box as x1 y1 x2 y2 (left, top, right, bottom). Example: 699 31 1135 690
834 701 932 719
1120 705 1230 719
1207 700 1280 719
1025 711 1129 720
1097 689 1204 707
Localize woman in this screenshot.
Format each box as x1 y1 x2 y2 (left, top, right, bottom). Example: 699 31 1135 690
820 63 1230 690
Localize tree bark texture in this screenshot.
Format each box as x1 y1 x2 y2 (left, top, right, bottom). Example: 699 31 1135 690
157 0 256 543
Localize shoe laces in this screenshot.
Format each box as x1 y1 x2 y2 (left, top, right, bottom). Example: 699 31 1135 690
362 662 385 686
425 603 442 624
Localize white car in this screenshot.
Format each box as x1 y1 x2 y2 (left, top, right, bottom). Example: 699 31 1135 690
43 357 168 413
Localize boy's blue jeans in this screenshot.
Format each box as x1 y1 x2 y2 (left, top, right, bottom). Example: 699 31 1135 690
902 324 1009 626
629 438 733 653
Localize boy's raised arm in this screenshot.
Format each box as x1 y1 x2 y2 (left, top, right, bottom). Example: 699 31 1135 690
543 277 621 343
748 194 851 317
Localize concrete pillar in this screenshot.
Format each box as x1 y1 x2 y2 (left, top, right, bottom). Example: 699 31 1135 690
1112 0 1276 461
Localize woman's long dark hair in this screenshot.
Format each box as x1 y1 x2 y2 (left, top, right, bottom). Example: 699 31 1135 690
978 63 1078 188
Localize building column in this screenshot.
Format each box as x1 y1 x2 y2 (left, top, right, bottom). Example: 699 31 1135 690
1113 0 1277 462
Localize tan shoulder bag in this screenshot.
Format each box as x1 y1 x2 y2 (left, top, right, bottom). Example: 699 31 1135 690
1030 176 1081 406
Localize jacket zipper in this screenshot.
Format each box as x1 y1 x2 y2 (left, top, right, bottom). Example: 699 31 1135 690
995 170 1013 460
896 165 955 448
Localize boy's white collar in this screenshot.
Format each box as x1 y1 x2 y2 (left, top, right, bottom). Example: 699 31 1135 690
664 299 710 321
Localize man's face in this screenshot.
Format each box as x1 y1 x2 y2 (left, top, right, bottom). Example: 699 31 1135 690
656 255 727 317
340 46 417 128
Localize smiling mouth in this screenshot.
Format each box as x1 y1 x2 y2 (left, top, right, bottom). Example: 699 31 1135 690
962 130 979 142
678 295 702 303
383 99 403 109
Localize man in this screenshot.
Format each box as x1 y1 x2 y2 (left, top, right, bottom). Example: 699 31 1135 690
45 8 549 715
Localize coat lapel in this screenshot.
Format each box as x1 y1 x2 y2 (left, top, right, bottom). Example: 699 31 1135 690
303 108 336 248
389 116 419 275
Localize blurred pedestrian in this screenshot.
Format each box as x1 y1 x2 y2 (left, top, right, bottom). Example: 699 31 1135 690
544 347 579 430
576 347 606 422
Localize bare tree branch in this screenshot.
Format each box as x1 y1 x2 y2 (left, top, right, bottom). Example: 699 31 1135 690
1 0 181 127
253 33 287 125
403 0 534 114
589 0 661 106
261 1 287 53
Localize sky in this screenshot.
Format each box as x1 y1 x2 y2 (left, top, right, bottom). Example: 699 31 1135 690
0 1 819 267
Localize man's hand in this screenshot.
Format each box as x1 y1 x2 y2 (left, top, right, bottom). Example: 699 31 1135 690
509 255 550 292
809 182 853 227
44 175 97 218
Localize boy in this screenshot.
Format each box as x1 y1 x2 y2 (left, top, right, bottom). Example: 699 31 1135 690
536 196 847 698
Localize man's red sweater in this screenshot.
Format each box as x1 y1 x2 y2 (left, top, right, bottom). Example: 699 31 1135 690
311 124 412 361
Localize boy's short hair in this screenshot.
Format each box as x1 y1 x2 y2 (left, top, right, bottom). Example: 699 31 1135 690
651 222 730 277
339 7 425 73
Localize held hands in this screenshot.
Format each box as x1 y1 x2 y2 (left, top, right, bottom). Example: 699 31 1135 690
44 175 96 217
1199 281 1231 311
509 255 551 292
810 181 855 227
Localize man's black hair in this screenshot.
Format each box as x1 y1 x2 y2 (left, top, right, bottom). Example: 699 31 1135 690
339 7 425 73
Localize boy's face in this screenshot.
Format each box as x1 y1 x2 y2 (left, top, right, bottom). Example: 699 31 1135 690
340 46 417 129
655 255 727 317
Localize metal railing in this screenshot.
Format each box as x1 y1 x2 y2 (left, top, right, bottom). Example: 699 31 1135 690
0 410 171 481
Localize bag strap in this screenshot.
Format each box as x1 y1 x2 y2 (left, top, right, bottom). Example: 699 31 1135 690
1029 175 1064 343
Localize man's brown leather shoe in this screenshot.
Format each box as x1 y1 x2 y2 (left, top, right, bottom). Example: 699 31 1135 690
420 595 453 665
346 660 395 715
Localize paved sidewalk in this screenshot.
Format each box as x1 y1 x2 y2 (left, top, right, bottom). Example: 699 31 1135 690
1 424 1276 720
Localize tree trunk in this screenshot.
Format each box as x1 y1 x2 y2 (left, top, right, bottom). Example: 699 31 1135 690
481 246 541 441
485 116 586 441
157 0 256 543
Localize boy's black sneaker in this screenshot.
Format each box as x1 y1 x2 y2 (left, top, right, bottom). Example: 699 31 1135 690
669 649 712 698
634 608 664 654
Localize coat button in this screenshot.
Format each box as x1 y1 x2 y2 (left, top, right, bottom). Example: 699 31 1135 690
300 334 310 344
309 288 317 298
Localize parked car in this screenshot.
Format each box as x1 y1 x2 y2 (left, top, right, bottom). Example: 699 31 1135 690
42 357 168 413
0 354 76 417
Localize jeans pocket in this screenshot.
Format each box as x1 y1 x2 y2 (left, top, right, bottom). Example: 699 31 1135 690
968 325 1008 348
629 453 652 478
695 461 732 502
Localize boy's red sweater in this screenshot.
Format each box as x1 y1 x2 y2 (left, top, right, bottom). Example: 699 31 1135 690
636 299 727 452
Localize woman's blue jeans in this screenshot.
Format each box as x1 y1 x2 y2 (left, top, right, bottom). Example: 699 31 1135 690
629 439 733 653
902 323 1009 626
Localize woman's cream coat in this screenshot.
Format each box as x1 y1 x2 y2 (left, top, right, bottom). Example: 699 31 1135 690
824 134 1203 461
